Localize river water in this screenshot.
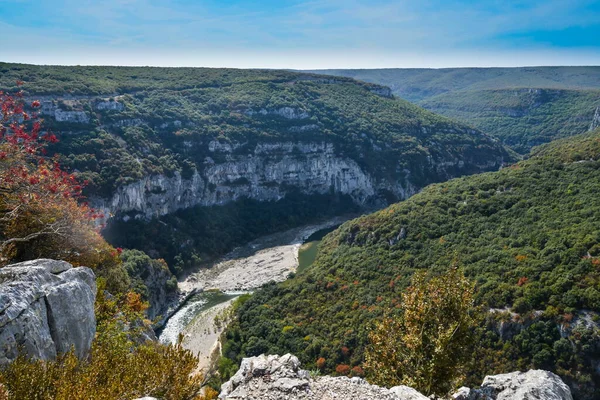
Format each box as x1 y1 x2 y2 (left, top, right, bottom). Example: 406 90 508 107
157 216 355 356
297 225 339 274
159 291 241 345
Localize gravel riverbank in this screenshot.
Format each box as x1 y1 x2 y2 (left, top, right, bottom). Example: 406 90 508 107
180 215 356 293
164 215 359 374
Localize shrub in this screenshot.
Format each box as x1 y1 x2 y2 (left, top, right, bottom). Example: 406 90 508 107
0 336 203 400
316 357 326 370
365 269 478 396
335 364 351 376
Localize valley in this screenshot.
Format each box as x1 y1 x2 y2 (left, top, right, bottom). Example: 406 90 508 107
1 1 599 399
310 67 600 153
158 215 355 373
0 63 511 274
0 63 598 400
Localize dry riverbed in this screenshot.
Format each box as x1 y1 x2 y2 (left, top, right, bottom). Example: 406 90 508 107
162 215 358 374
181 297 237 373
180 215 355 293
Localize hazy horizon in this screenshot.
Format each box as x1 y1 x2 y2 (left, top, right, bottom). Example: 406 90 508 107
2 57 600 70
1 0 599 69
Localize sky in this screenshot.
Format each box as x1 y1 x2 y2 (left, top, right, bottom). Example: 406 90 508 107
1 0 599 69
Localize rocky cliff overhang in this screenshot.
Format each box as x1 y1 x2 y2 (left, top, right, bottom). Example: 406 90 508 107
93 138 503 222
93 141 417 221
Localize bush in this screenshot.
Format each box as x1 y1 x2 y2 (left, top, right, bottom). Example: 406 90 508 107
0 336 203 400
335 364 351 376
365 269 478 396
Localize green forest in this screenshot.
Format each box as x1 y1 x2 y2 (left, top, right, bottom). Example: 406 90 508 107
0 63 510 197
220 130 600 399
421 88 600 153
104 192 360 274
314 67 600 153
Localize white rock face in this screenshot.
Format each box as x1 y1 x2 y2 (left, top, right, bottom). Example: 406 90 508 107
95 141 418 220
40 100 90 123
221 354 573 400
54 109 90 123
0 259 96 365
368 86 393 98
245 107 310 119
390 385 430 400
477 370 572 400
96 100 125 111
590 106 600 131
219 353 419 400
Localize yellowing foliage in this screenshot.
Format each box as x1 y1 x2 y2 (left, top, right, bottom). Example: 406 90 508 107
0 276 204 400
365 269 478 397
0 339 203 400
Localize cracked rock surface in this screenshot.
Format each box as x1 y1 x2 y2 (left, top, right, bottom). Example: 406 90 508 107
0 259 96 365
219 354 427 400
220 354 573 400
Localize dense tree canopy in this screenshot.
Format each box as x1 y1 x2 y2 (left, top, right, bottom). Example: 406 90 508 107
311 67 600 153
221 130 600 399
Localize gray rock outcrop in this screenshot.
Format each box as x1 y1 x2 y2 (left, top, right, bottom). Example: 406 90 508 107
93 141 394 221
121 249 177 320
93 139 502 222
0 259 96 365
455 370 573 400
590 106 600 131
220 354 573 400
141 263 174 320
219 353 427 400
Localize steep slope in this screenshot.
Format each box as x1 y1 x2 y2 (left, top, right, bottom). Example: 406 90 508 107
0 63 510 268
308 67 600 153
222 130 600 399
421 88 600 153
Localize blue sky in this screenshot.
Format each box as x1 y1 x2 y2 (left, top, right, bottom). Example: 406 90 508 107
1 0 599 68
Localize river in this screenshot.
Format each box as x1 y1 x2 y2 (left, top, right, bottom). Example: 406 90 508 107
157 215 356 371
297 225 339 274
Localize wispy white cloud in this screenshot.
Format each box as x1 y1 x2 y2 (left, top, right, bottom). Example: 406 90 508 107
0 0 598 67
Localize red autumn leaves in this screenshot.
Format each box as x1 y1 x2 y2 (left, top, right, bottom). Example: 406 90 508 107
0 82 108 263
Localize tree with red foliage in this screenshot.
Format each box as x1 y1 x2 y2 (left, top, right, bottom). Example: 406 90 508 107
0 84 126 290
1 85 86 253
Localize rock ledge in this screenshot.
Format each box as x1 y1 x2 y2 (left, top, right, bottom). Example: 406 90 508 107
219 354 573 400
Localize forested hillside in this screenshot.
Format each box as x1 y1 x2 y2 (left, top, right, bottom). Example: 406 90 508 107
421 88 600 153
0 63 511 271
222 130 600 399
310 67 600 153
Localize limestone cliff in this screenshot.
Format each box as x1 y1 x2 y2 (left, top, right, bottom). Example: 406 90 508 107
591 106 600 131
94 141 383 219
92 139 503 220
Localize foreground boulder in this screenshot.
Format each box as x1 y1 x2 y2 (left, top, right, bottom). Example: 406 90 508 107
220 354 573 400
219 353 426 400
0 259 96 364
